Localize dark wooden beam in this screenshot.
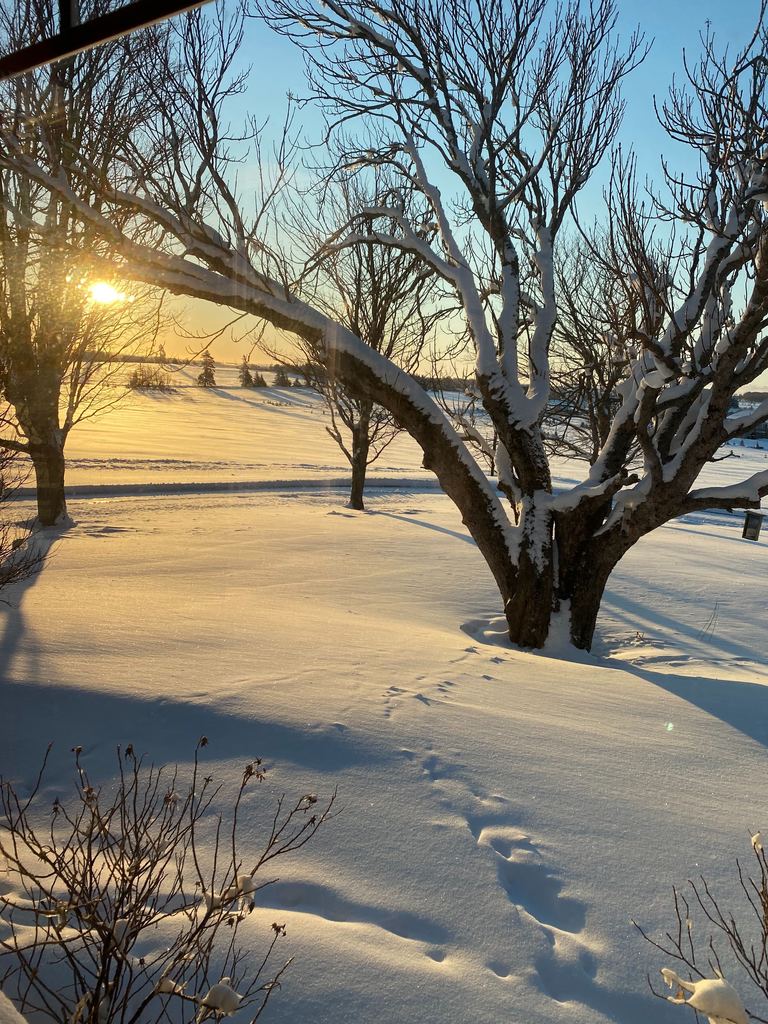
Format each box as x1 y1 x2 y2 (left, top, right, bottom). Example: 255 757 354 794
0 0 213 80
58 0 81 33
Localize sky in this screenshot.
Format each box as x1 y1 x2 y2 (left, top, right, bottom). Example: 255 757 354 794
159 0 765 366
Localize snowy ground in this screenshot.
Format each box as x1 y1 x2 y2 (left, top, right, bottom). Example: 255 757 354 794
2 372 768 1024
56 365 430 490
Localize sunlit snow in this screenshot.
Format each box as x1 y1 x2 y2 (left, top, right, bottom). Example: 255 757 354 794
2 365 767 1024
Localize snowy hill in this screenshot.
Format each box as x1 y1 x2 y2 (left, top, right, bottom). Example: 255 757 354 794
58 364 428 490
2 369 768 1024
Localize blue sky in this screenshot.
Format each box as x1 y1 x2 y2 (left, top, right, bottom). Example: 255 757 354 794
238 0 761 170
614 1 762 174
171 0 764 370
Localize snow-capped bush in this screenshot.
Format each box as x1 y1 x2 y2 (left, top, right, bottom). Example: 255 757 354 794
0 740 334 1024
636 833 768 1022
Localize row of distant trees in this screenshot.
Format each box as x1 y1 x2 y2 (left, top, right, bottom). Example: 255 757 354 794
195 357 297 391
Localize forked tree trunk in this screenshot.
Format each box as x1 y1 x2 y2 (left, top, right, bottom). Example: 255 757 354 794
29 442 67 527
503 542 618 651
497 501 631 651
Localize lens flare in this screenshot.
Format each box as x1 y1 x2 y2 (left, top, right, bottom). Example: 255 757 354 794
89 282 126 304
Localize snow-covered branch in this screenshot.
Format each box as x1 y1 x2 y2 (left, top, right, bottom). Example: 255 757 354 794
683 470 768 512
725 400 768 438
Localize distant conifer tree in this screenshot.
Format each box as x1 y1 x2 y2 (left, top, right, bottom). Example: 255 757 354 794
272 366 291 387
238 356 254 387
197 351 217 387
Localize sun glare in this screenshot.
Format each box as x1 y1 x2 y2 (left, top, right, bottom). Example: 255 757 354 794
89 282 126 304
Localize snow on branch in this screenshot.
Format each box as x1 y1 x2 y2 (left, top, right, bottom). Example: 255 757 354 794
683 469 768 511
549 469 639 514
725 399 768 438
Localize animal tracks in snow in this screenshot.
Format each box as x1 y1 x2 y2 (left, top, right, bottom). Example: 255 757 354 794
470 818 598 997
415 745 598 995
473 825 587 934
381 685 407 719
377 634 599 998
380 678 457 718
379 637 507 721
382 684 437 717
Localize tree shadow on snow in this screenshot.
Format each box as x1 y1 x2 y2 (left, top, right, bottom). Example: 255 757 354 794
212 388 317 415
0 527 63 707
371 510 476 545
601 587 765 667
1 678 381 784
597 588 768 747
616 662 768 749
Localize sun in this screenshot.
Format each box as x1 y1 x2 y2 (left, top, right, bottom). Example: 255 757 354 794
89 281 126 304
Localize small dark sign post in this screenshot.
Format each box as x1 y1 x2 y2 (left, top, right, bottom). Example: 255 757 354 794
742 511 764 541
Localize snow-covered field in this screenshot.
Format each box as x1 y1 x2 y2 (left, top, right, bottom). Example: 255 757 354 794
57 365 430 490
2 370 768 1024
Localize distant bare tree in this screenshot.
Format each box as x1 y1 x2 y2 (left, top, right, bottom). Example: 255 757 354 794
545 240 634 465
287 173 443 509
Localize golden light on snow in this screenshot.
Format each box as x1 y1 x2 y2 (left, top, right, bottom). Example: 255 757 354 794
89 281 126 304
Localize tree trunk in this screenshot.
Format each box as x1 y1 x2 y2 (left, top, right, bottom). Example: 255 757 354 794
29 442 67 526
498 501 633 651
348 413 371 511
566 567 612 650
348 453 368 510
504 544 616 651
557 520 629 650
497 547 618 651
503 500 555 648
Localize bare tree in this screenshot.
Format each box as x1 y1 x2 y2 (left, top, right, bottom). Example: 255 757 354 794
286 172 443 509
545 238 635 465
26 0 639 647
252 0 648 650
0 0 163 526
7 2 768 651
